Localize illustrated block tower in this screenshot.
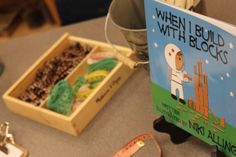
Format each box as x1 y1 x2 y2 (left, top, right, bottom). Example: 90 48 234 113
189 59 209 117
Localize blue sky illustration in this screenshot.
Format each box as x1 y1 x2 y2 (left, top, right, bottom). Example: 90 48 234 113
145 0 236 127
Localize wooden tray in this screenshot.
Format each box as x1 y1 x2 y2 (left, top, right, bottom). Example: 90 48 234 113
2 33 134 135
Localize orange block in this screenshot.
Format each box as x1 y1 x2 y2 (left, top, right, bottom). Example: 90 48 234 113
221 118 225 128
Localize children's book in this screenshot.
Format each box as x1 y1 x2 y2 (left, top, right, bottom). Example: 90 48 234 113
144 0 236 156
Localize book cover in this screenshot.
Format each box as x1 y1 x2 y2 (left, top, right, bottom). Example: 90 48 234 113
144 0 236 156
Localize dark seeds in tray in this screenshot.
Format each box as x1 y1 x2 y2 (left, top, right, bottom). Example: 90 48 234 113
18 42 92 106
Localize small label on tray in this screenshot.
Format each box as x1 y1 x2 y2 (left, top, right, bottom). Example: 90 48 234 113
96 76 121 103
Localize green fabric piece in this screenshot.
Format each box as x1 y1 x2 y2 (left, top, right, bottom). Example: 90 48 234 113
73 76 85 93
87 58 117 73
47 80 74 115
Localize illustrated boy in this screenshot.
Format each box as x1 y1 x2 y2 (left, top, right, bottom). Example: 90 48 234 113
164 43 192 104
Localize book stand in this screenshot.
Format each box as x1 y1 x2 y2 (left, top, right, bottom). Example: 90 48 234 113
153 116 226 157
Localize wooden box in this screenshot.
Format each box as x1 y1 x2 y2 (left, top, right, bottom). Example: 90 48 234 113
2 33 134 135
